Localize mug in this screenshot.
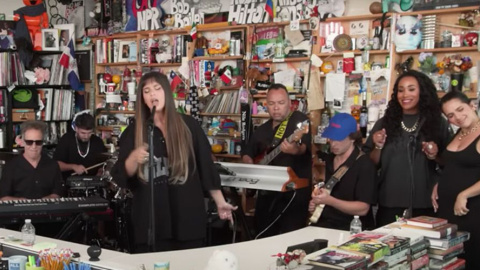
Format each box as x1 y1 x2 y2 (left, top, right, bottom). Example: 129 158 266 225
8 255 27 270
154 262 169 270
127 82 136 95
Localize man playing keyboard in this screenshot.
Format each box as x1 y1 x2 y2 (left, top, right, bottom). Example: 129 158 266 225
0 121 64 201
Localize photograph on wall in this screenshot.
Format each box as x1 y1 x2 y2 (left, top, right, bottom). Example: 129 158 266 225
0 21 16 49
54 24 75 50
42 29 60 51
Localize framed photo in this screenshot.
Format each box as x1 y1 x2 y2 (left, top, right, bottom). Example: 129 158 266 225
53 24 75 50
42 29 60 51
118 41 131 62
0 21 16 49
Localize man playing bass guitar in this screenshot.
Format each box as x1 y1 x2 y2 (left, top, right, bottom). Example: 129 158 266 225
242 83 311 238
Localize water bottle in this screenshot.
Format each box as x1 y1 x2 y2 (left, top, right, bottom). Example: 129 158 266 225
350 215 362 235
21 219 36 246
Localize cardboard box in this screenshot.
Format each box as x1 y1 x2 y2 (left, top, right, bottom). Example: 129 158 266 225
12 109 35 122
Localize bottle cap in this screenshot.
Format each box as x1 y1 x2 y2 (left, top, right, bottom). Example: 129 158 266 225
25 219 31 223
354 215 359 218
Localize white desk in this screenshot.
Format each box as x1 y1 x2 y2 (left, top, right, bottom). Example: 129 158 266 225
1 226 348 270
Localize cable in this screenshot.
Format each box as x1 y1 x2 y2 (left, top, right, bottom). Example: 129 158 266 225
231 211 237 244
254 190 297 240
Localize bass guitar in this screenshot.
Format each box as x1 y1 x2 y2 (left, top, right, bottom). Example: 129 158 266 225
254 120 309 165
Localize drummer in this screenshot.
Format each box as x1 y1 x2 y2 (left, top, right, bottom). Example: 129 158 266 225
54 111 107 180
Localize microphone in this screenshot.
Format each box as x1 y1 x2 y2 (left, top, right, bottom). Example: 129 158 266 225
148 106 156 126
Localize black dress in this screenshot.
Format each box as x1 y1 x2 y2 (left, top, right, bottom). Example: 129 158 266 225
111 114 221 252
438 135 480 269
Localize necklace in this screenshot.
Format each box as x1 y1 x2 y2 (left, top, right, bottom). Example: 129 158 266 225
458 120 480 141
401 119 419 133
76 136 90 158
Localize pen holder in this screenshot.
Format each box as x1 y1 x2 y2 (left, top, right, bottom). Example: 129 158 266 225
26 262 45 270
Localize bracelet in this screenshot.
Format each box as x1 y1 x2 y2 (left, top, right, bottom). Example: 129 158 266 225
427 154 436 160
375 145 383 150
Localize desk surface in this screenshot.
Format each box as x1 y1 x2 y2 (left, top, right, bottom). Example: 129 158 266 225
1 226 348 270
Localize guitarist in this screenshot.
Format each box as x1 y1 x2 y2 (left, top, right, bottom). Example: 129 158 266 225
242 83 311 238
309 113 377 231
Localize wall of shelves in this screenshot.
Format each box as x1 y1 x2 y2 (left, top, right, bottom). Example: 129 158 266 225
89 5 480 179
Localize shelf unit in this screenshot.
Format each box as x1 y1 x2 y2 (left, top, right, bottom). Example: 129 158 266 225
92 28 188 145
310 5 480 182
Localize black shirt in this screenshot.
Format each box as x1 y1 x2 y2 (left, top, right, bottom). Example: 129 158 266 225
242 111 312 179
0 153 64 198
53 131 106 179
314 147 377 230
111 114 221 248
362 115 450 208
242 111 312 236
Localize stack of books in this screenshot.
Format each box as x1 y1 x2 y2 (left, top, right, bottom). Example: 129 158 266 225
402 216 469 270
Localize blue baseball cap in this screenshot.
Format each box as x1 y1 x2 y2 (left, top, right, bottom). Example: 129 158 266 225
322 113 358 141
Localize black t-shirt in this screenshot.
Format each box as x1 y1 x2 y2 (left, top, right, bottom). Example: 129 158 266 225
314 147 377 230
242 111 312 235
242 111 312 179
0 154 64 198
362 115 451 208
110 114 221 247
53 131 107 179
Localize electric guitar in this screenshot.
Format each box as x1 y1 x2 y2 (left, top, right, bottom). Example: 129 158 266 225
254 120 309 165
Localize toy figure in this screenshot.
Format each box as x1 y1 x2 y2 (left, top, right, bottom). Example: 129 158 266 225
13 0 49 67
14 0 49 51
393 15 422 52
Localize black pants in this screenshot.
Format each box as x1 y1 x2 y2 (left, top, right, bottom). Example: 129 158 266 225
254 188 309 238
376 206 435 227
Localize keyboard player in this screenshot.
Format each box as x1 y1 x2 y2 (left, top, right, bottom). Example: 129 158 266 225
0 121 66 237
0 121 64 201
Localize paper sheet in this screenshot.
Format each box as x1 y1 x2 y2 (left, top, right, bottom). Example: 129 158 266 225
306 69 324 111
284 26 305 47
178 57 190 79
325 73 346 103
274 69 295 92
106 94 122 103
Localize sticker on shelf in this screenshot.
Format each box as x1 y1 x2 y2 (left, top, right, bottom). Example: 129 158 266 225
290 20 300 31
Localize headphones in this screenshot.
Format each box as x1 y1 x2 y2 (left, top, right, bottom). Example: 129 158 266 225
71 110 91 130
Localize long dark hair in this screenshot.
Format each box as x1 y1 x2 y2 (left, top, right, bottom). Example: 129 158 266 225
383 70 442 143
135 72 194 184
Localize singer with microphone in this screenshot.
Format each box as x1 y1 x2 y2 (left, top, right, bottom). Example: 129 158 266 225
110 72 236 253
363 70 451 226
309 113 377 231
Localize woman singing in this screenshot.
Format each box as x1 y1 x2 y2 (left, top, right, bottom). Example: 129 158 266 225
363 70 451 226
111 72 236 253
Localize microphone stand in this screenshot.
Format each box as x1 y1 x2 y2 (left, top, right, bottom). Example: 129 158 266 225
147 106 156 252
404 118 425 220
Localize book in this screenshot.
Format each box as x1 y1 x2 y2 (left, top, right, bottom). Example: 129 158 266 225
383 248 408 267
337 237 389 264
444 258 466 270
426 231 470 250
351 232 409 256
406 216 448 228
428 244 463 261
429 257 458 270
307 248 368 270
411 253 429 270
401 223 457 239
410 239 430 254
429 243 464 256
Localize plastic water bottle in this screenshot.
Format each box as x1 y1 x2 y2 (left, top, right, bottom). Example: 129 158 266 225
350 215 362 235
21 219 36 246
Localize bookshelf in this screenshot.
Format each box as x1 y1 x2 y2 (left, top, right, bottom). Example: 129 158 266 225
92 28 188 146
0 48 77 151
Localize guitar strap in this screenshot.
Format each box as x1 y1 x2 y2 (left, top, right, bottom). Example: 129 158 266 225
309 149 365 224
271 112 293 148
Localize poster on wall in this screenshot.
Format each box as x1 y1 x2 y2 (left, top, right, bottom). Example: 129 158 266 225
125 0 167 31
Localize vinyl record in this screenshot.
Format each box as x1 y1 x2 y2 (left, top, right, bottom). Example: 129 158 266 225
333 34 352 51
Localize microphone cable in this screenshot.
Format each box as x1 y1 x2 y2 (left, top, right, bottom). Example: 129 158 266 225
255 189 297 240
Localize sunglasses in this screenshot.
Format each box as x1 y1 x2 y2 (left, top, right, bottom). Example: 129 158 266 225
24 140 44 146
